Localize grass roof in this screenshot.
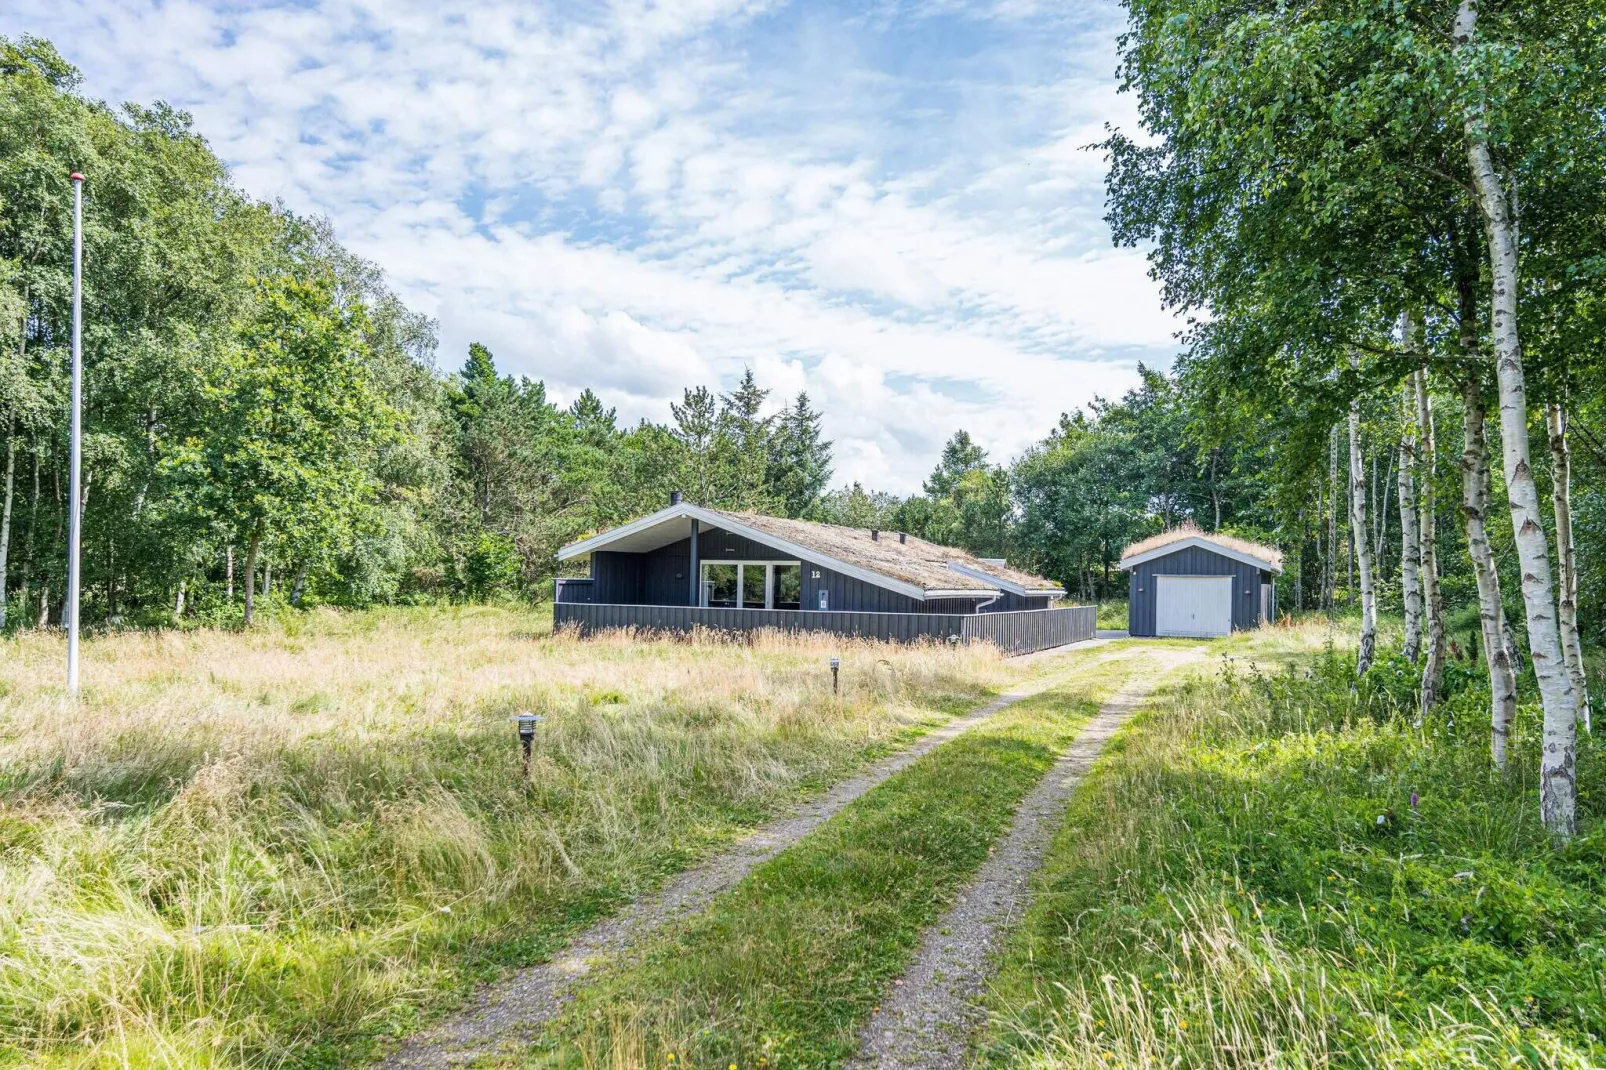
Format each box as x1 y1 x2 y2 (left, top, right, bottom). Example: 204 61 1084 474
713 510 1063 595
1118 521 1283 569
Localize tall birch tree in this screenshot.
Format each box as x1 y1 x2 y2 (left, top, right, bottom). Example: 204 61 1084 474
1461 376 1518 767
1453 0 1577 832
1416 370 1446 711
1347 353 1376 674
1546 404 1590 733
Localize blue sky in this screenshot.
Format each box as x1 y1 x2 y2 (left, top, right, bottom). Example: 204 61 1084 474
3 0 1181 492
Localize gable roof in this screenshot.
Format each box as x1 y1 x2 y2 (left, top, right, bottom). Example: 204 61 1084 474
556 503 1065 601
1117 522 1283 573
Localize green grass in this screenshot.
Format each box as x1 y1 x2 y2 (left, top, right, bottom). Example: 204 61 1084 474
515 651 1159 1069
1095 601 1128 631
981 626 1606 1069
0 607 1027 1069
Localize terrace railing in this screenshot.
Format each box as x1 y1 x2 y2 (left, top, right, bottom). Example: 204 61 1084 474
551 602 1096 656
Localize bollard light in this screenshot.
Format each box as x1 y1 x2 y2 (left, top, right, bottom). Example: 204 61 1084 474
829 656 841 695
510 712 545 779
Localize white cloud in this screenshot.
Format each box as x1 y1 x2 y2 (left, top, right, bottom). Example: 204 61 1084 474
3 0 1178 491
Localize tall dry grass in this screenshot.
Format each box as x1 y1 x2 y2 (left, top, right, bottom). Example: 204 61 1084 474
0 605 1019 1069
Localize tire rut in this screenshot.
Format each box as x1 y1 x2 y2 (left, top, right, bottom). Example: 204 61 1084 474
377 638 1118 1068
846 646 1206 1070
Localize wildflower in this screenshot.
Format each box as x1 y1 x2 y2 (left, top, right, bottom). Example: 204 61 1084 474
1178 1018 1189 1030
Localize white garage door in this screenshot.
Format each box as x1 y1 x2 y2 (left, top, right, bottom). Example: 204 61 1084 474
1156 575 1233 637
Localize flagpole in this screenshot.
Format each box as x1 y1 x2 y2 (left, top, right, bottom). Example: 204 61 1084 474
67 172 84 694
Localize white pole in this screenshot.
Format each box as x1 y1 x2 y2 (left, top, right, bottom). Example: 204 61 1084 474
67 172 84 694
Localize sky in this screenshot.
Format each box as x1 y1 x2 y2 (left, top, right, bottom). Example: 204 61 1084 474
3 0 1180 493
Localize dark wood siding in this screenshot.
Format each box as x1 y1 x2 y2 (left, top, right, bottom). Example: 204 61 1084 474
554 578 594 604
1126 545 1272 637
985 592 1055 613
553 603 1096 654
587 526 945 613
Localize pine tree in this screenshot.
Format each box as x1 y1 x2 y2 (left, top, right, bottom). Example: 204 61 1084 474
769 391 832 518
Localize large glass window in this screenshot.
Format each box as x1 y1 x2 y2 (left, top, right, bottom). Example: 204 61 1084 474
703 563 738 608
742 565 767 608
773 564 802 610
699 561 803 610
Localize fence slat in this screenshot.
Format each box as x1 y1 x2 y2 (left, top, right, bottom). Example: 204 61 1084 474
551 603 1094 655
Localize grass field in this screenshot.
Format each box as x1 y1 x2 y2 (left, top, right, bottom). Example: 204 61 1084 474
982 624 1606 1069
0 606 1026 1069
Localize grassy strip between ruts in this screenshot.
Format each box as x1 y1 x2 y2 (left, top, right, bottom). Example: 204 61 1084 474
978 624 1606 1070
508 649 1159 1070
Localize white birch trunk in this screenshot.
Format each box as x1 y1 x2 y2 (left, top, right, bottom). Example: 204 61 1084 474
243 527 260 627
1417 370 1447 710
175 577 187 618
1397 323 1423 662
1455 0 1578 833
1547 404 1590 732
1462 377 1519 768
1348 353 1376 674
226 544 235 601
0 430 14 630
1327 427 1340 611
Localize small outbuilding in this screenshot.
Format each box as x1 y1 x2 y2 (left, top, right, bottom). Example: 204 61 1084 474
1118 524 1282 638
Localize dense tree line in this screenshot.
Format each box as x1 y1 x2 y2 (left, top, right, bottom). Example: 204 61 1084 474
0 38 838 626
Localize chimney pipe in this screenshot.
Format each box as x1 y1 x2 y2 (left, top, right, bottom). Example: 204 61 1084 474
670 490 683 506
871 529 879 541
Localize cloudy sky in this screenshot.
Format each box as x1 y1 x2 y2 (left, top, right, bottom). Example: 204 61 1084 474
4 0 1179 492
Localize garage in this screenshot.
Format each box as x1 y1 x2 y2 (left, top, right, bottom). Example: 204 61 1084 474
1155 575 1234 637
1117 524 1282 638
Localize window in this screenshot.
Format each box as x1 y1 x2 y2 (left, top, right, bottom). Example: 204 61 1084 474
700 561 802 610
703 563 739 607
773 564 801 610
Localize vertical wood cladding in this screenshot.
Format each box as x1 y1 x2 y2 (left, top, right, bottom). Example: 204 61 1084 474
553 602 1095 654
1127 545 1272 637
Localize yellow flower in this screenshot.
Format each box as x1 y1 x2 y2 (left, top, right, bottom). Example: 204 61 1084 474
1178 1019 1189 1030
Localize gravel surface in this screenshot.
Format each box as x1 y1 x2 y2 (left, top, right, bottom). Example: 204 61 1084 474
846 646 1206 1070
378 637 1117 1069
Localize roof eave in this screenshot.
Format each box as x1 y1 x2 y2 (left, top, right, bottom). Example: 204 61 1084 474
560 504 943 602
1117 536 1282 574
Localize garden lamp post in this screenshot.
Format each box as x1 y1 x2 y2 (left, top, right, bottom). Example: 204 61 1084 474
511 712 545 779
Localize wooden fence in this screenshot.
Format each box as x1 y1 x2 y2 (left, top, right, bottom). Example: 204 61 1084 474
551 602 1097 655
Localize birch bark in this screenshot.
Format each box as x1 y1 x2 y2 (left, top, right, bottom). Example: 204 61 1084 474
1547 404 1590 732
1454 0 1577 832
1462 378 1519 768
1348 353 1376 674
1417 370 1446 710
1397 320 1423 662
0 429 15 630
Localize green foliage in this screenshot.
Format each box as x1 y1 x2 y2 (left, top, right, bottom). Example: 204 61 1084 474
983 634 1606 1067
